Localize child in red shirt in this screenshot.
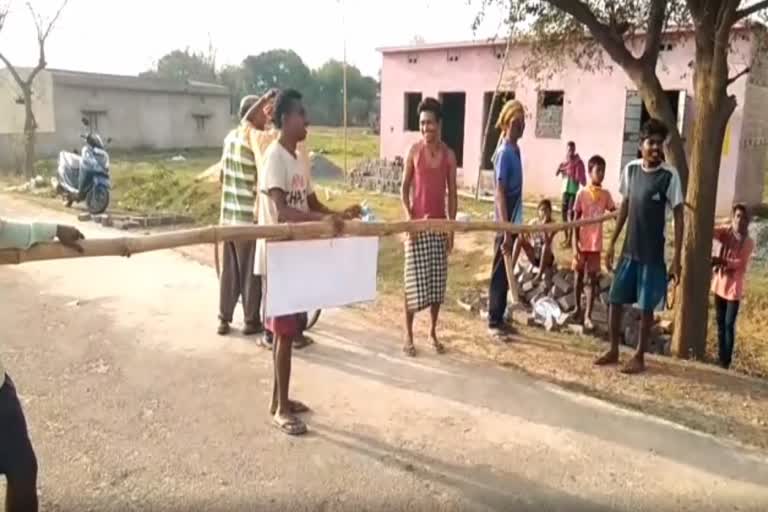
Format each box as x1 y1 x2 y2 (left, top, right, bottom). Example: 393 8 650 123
571 155 616 330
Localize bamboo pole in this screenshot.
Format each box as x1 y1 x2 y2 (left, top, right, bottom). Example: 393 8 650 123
0 214 617 266
475 30 514 200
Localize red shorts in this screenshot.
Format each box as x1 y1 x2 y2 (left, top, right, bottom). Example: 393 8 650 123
266 314 301 338
572 251 601 274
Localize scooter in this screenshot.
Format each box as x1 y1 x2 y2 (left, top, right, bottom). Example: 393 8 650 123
55 117 112 215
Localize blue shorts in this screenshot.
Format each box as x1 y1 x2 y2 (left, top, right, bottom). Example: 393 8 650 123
608 258 668 312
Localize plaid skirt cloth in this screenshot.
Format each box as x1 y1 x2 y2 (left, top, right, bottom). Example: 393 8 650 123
404 232 448 313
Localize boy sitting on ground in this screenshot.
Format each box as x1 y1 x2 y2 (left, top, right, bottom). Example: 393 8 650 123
570 155 616 330
510 199 556 295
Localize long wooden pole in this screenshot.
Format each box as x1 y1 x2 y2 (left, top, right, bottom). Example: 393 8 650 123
0 214 616 266
475 30 514 200
341 0 348 176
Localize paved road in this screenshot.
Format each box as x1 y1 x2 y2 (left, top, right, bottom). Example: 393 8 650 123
1 196 768 511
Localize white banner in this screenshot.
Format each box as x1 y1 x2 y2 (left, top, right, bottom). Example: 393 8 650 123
264 237 379 317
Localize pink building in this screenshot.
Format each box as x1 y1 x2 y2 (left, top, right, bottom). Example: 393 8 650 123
378 27 767 214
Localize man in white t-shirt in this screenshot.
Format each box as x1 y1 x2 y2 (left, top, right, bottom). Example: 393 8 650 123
255 89 361 436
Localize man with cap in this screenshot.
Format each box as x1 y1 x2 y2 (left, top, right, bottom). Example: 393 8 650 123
487 99 526 338
217 90 277 336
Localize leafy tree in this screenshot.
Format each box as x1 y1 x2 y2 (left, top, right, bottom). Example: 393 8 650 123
241 49 312 94
312 59 378 126
475 0 768 359
348 96 370 125
140 48 217 83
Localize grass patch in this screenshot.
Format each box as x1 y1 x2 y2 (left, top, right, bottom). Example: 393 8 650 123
307 126 379 171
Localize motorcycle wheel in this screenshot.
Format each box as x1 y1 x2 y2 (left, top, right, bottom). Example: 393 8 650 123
87 186 110 215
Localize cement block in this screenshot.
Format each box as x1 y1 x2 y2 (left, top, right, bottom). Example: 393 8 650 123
553 273 572 294
77 213 92 222
558 295 576 312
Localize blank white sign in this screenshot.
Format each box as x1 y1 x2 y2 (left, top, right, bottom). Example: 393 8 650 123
265 237 379 316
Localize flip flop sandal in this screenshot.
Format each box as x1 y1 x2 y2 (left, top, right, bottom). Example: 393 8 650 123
293 335 314 350
273 415 307 436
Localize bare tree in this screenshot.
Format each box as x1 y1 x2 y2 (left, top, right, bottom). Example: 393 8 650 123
0 0 69 176
475 0 768 359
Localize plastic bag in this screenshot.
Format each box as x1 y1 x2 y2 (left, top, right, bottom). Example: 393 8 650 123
532 296 564 331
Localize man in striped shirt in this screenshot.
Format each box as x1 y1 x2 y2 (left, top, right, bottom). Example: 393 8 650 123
218 91 277 336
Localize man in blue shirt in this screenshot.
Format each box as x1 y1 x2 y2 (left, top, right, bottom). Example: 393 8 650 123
488 100 525 337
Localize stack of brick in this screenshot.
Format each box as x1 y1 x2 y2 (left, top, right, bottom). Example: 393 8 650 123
466 266 672 354
347 159 404 194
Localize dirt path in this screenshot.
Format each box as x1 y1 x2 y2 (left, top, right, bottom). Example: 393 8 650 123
2 196 768 511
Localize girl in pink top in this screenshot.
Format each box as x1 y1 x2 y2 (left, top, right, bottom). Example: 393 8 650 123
400 97 458 357
711 204 754 369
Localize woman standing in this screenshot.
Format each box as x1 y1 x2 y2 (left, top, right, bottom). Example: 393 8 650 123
401 97 458 357
711 204 755 369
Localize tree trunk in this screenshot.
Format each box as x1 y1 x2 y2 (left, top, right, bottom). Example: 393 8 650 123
22 88 37 177
671 34 734 359
633 68 690 189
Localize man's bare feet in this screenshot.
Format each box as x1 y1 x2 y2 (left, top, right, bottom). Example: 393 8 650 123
620 355 646 374
403 340 416 357
594 349 619 366
431 333 445 354
270 399 310 415
583 318 595 331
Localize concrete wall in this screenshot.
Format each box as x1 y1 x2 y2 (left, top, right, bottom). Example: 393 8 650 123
0 69 57 172
50 84 230 153
380 31 755 214
0 70 230 171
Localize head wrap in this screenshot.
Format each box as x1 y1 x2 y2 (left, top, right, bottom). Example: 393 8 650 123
495 99 525 134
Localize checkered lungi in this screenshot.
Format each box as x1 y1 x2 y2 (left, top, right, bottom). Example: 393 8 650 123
404 231 448 313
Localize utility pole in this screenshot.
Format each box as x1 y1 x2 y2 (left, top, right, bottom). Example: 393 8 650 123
341 0 348 176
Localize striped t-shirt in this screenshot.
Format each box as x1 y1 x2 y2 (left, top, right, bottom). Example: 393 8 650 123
219 123 258 225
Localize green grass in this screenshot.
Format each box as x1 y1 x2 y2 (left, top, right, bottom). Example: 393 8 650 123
306 126 379 171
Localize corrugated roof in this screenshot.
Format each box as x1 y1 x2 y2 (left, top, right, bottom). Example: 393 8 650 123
48 69 230 96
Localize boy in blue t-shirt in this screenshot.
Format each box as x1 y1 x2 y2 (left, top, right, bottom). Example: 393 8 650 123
596 119 683 374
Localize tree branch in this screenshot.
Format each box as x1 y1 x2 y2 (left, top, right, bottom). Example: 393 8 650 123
24 0 69 85
735 0 768 20
642 0 668 65
727 66 751 84
0 52 26 89
546 0 640 70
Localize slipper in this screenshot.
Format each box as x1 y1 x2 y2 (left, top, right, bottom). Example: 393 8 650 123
270 400 310 416
293 335 314 350
288 400 310 414
273 414 307 436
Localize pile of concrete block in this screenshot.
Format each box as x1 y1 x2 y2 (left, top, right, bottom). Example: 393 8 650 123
462 266 672 354
347 158 403 195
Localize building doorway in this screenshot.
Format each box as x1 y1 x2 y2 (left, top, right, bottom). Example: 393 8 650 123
481 91 515 170
439 92 466 167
